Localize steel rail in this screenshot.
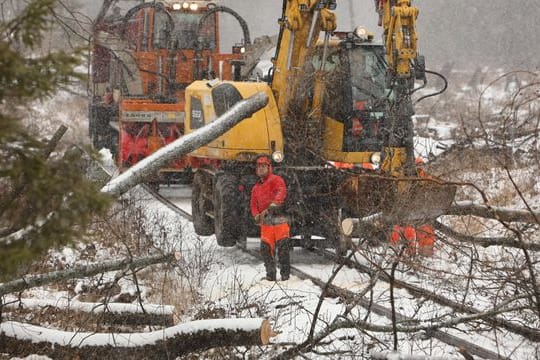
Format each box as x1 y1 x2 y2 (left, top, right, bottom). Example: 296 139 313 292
145 185 523 359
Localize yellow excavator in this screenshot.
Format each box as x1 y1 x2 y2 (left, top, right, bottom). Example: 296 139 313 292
184 0 456 251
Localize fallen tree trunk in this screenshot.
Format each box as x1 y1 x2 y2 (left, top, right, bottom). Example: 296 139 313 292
341 199 540 237
101 92 268 197
447 200 540 224
0 253 175 297
0 318 276 359
3 297 175 327
434 221 540 251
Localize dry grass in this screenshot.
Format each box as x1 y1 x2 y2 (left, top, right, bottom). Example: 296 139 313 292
139 266 197 324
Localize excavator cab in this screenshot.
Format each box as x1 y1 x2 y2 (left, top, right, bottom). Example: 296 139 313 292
311 32 456 223
312 33 388 166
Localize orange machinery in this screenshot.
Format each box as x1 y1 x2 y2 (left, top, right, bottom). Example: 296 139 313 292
89 1 250 183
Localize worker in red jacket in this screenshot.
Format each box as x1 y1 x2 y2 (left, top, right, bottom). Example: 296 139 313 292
250 155 290 281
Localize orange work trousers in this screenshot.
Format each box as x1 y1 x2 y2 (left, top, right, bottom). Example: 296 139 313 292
261 223 290 257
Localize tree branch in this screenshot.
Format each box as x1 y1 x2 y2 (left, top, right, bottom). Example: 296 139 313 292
0 253 176 297
447 200 540 224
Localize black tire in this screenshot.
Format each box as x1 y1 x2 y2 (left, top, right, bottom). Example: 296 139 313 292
89 103 118 153
192 172 214 236
214 174 245 247
242 175 260 237
88 104 100 148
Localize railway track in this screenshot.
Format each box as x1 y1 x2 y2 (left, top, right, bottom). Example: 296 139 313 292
143 183 534 359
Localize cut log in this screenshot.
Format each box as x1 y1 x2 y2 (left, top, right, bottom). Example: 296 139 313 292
0 318 276 359
3 298 175 327
101 92 268 197
0 253 175 297
341 213 383 237
434 221 540 251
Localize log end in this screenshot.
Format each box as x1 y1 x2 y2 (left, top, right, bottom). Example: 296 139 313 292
260 319 278 344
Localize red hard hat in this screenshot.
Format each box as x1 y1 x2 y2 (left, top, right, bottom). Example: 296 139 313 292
256 155 272 166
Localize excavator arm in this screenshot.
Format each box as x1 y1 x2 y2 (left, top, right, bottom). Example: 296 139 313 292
378 0 419 78
376 0 422 177
271 0 337 112
371 0 456 221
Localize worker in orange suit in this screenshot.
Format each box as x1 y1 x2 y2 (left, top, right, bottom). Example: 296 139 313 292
390 224 417 256
250 155 290 281
389 157 436 257
415 156 436 256
416 156 428 178
416 223 435 256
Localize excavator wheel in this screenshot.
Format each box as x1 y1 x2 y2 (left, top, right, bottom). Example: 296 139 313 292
192 171 214 236
213 174 246 247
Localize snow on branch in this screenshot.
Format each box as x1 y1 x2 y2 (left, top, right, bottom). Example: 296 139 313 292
0 318 275 359
3 297 175 327
448 200 540 224
0 253 176 297
435 220 540 250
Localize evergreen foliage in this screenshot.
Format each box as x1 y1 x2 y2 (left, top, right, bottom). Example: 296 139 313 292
0 0 111 280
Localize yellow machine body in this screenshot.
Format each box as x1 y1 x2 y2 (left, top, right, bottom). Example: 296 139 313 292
185 80 283 162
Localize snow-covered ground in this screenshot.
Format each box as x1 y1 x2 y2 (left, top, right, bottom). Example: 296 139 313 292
2 68 540 359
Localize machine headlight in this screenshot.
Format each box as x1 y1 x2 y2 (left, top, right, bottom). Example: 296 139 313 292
172 3 182 10
232 45 245 54
353 26 374 41
272 151 284 163
182 2 190 9
370 152 381 165
354 26 368 41
189 3 198 10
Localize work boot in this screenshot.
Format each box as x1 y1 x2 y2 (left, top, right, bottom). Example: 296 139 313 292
281 274 289 281
261 242 276 281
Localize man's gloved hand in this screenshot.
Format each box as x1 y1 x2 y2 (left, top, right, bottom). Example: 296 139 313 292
267 202 281 215
254 214 262 224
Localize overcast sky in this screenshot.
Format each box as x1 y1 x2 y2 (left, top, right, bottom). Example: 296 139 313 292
87 0 540 70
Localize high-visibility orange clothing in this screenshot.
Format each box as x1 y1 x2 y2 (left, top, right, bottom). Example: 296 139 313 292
390 224 416 256
261 223 290 257
416 224 435 256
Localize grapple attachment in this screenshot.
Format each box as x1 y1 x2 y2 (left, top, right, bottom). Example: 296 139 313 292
338 174 456 224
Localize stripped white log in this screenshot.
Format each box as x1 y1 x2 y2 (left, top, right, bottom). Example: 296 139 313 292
101 92 268 197
1 318 276 358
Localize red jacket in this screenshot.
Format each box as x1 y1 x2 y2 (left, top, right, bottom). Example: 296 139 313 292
250 173 287 217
